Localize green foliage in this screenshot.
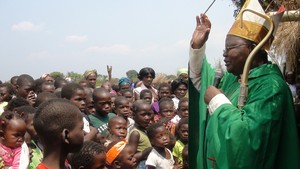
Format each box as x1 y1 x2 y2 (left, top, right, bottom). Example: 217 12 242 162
50 71 64 80
66 71 83 82
126 69 139 83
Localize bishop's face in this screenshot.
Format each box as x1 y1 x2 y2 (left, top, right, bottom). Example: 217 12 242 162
223 35 252 76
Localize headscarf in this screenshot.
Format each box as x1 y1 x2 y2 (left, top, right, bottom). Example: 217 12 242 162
177 68 188 77
106 140 127 165
118 77 131 86
83 69 97 79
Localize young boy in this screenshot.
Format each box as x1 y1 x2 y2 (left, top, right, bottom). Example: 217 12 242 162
128 100 153 169
61 83 97 141
140 89 152 105
89 88 115 136
171 97 188 124
15 74 36 106
105 116 127 146
154 98 176 135
33 99 84 169
114 96 135 138
172 117 188 165
151 82 171 114
0 83 14 114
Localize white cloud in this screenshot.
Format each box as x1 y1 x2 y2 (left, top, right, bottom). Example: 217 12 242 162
12 21 42 31
65 35 87 42
86 44 131 55
174 39 189 48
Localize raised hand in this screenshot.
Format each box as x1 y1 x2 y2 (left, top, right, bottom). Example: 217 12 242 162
191 13 211 49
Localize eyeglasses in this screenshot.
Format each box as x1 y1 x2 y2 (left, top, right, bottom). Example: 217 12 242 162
223 44 250 54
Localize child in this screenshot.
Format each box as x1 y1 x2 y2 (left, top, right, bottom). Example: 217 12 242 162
140 89 152 105
170 78 188 109
69 141 106 169
0 83 14 114
34 92 58 108
89 88 115 136
17 106 43 169
15 74 36 107
106 140 137 169
118 77 132 93
120 89 135 102
33 98 84 169
155 97 176 135
85 93 96 115
61 83 97 141
145 122 175 169
171 97 188 124
114 96 135 138
105 116 127 147
128 100 153 169
172 117 188 165
0 111 30 169
182 144 188 169
151 82 171 114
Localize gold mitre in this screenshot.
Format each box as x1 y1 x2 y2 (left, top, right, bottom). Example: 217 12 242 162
228 0 284 50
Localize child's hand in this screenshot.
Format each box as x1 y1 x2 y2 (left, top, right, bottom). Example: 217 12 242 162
173 164 183 169
27 91 36 106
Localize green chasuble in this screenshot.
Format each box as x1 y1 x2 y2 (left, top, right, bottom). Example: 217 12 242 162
189 57 300 169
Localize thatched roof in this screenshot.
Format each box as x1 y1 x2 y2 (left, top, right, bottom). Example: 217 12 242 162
270 0 299 71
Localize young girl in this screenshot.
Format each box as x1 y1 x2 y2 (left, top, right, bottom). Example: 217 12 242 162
106 140 137 169
154 98 176 135
0 111 30 169
128 100 153 169
145 122 175 169
172 117 188 165
69 141 106 169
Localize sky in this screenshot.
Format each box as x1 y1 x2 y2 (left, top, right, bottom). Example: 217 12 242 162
0 0 235 82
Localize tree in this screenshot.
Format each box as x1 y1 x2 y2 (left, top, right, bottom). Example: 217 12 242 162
66 71 83 82
50 71 64 80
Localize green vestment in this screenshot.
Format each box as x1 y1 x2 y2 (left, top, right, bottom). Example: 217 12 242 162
189 56 300 169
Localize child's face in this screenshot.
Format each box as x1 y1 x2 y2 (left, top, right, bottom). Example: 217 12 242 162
108 119 127 139
1 118 26 148
142 74 154 87
66 114 84 152
178 101 188 118
174 84 187 99
150 126 169 149
94 93 112 115
85 97 96 115
123 91 134 102
117 145 137 169
120 84 131 91
134 104 153 130
25 114 38 141
141 93 152 104
69 89 86 112
17 82 35 98
90 152 106 169
178 124 188 143
115 100 130 118
160 103 175 121
158 87 171 99
0 86 12 102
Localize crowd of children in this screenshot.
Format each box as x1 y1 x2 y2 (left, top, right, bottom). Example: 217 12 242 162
0 67 189 169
